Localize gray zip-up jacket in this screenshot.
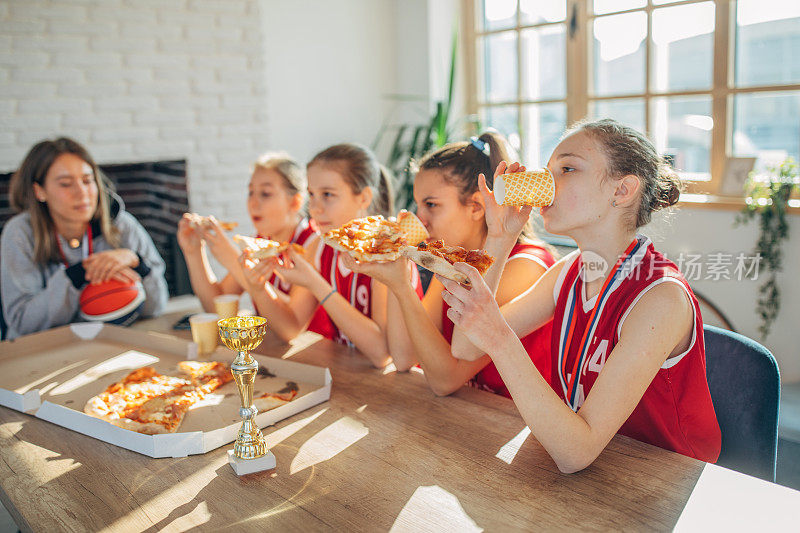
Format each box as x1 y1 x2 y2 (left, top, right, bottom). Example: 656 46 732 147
1 198 168 340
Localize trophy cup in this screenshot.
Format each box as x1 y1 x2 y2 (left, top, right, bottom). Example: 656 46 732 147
218 316 276 475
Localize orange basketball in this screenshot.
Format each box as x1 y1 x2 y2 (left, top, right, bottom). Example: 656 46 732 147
79 279 145 326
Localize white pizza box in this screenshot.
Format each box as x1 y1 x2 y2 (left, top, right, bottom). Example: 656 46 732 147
0 323 332 458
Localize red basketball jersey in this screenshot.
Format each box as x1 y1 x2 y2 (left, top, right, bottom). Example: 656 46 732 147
441 242 556 398
551 235 721 462
307 243 424 346
267 218 319 295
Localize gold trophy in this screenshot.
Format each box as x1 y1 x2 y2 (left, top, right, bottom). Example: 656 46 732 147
218 316 276 475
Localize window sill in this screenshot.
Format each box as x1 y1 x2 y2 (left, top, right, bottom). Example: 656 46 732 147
677 193 800 214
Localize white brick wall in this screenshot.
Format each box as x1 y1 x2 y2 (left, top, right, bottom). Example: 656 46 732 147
0 0 270 225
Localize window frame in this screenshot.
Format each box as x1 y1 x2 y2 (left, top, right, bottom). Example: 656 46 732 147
463 0 800 210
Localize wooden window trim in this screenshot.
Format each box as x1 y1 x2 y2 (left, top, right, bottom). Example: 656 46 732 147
465 0 800 213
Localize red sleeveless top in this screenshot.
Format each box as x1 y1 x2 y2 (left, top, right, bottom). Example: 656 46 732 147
551 236 720 462
441 242 556 398
308 243 424 346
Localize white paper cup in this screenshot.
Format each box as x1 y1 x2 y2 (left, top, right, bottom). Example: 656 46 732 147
214 294 240 320
189 312 220 356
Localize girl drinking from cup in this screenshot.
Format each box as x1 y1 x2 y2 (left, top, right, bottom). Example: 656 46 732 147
344 132 556 396
442 119 720 470
242 143 423 368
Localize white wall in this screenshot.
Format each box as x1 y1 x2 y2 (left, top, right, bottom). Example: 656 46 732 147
0 0 270 227
647 207 800 383
260 0 398 164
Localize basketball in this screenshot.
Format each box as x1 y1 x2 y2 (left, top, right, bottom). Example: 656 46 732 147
79 279 146 326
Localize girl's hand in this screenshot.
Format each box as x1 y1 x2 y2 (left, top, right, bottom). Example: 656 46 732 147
238 252 276 292
438 262 515 360
340 253 412 292
83 249 139 284
110 267 142 285
198 216 240 266
273 247 319 288
177 214 202 252
481 161 534 241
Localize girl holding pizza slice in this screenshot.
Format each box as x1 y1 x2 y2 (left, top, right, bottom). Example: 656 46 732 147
177 153 318 339
344 132 556 397
245 143 423 368
441 119 720 471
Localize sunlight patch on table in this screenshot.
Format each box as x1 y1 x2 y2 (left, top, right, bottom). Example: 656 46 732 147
674 463 799 531
264 407 328 449
495 426 531 465
290 416 368 474
160 500 211 531
390 485 482 533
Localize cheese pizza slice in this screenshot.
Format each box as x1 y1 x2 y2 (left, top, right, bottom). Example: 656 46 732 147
234 235 305 260
186 212 238 231
322 215 407 261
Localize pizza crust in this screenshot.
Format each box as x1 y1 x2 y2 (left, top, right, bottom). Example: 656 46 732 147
401 246 470 285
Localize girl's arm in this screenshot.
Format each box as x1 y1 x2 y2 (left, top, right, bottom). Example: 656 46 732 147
443 264 694 473
344 257 499 395
178 216 242 312
238 253 317 342
275 247 392 368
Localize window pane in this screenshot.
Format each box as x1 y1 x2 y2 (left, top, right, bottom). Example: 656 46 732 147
590 98 646 132
522 103 566 168
522 25 566 100
735 0 800 87
652 2 714 92
480 32 518 103
520 0 566 25
479 0 517 32
593 0 645 16
592 12 647 96
733 91 800 171
651 96 713 180
481 105 521 153
652 0 686 4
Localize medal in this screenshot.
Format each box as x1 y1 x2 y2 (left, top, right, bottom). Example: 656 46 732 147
558 237 642 410
69 238 81 249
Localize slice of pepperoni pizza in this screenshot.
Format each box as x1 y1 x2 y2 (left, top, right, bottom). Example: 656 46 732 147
322 215 407 262
234 235 305 260
401 240 494 285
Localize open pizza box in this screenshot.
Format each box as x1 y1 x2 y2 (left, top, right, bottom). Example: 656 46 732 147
0 323 332 458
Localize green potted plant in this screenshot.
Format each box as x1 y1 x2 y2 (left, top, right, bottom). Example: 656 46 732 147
735 158 799 339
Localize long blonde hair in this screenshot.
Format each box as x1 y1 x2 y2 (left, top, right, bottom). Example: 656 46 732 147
9 137 120 264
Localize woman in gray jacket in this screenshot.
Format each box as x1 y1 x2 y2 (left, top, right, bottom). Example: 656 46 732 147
1 137 168 340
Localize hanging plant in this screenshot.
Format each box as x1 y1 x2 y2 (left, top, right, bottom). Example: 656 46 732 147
734 158 799 339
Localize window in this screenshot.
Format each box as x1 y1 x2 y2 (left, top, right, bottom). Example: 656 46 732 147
467 0 800 205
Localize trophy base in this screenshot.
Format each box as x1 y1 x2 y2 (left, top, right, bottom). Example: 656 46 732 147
227 449 276 476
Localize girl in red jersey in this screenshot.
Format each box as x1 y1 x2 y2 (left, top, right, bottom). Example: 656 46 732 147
178 152 318 340
245 143 423 368
442 119 721 470
344 132 556 396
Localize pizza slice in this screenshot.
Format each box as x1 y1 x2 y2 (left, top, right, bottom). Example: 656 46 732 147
234 235 305 260
322 215 406 262
84 367 192 422
254 382 299 412
185 212 238 231
110 384 202 434
177 360 233 394
401 240 495 285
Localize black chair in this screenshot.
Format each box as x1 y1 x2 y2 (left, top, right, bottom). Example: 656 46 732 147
704 325 780 481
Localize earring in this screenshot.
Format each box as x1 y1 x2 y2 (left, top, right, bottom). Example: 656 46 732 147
612 200 617 207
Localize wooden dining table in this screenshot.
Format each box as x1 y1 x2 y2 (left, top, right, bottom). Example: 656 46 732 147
0 298 797 532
